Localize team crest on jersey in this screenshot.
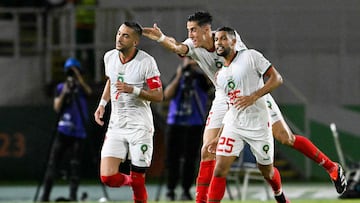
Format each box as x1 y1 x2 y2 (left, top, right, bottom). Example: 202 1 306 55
215 60 223 69
227 79 236 90
117 73 124 82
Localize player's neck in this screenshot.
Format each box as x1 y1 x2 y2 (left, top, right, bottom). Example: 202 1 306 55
202 34 215 52
119 48 137 64
224 51 237 66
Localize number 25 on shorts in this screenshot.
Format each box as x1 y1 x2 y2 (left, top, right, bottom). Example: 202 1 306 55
217 137 235 153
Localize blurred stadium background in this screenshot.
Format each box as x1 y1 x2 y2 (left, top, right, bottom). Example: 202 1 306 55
0 0 360 202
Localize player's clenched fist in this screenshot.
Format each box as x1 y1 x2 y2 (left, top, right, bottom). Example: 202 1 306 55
94 106 105 126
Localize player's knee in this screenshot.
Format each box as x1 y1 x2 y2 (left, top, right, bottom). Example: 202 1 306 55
274 130 295 146
261 170 272 179
213 166 228 177
258 165 272 179
200 144 215 160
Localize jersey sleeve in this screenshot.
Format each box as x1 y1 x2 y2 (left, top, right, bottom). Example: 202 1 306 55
250 49 272 75
103 50 112 78
182 38 194 57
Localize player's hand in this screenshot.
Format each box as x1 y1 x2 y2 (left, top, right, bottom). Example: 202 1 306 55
71 67 82 80
142 23 163 41
207 136 219 154
115 81 132 94
94 106 105 126
61 80 72 95
233 95 256 110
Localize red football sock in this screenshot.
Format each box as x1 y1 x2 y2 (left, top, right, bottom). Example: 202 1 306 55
293 135 336 173
195 160 216 203
207 176 226 203
130 171 147 203
265 167 282 194
100 172 131 187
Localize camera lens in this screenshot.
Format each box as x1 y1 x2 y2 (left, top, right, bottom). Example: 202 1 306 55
66 69 75 77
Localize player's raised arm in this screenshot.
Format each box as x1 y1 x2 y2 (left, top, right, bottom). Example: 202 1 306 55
142 23 189 55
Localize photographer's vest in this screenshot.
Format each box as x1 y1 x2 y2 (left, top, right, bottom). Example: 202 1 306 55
167 74 208 126
56 82 88 139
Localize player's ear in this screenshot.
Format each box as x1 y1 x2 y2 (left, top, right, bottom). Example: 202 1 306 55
133 37 140 47
202 24 211 33
232 38 237 46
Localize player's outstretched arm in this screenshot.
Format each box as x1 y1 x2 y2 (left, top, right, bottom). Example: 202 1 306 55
142 23 188 55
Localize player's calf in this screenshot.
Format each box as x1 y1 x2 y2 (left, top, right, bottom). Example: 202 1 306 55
100 173 131 187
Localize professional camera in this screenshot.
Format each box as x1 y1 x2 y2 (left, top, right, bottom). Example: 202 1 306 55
175 64 195 116
63 58 81 93
182 64 194 89
66 76 76 91
64 57 81 79
65 68 75 77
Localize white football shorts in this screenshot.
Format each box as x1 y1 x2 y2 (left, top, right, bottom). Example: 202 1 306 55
205 88 228 130
101 128 153 167
216 123 274 165
266 94 283 125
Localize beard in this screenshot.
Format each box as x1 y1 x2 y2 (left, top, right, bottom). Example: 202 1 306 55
116 45 130 53
216 46 230 57
116 41 127 52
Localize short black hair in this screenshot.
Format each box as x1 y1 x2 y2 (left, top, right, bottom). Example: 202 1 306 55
216 26 236 38
124 21 143 37
187 11 212 27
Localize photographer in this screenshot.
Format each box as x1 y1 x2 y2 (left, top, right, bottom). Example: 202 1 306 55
164 57 213 201
40 57 92 202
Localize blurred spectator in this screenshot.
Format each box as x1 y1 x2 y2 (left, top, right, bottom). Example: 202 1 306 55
40 57 92 202
164 57 213 201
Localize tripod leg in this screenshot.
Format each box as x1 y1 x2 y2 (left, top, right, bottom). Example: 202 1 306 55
33 135 58 202
33 93 70 202
101 183 110 200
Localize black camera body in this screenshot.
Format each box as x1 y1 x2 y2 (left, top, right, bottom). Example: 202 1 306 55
66 76 77 92
66 68 75 77
182 64 194 87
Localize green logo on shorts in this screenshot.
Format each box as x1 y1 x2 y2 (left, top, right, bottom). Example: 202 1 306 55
141 144 148 154
263 145 269 154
